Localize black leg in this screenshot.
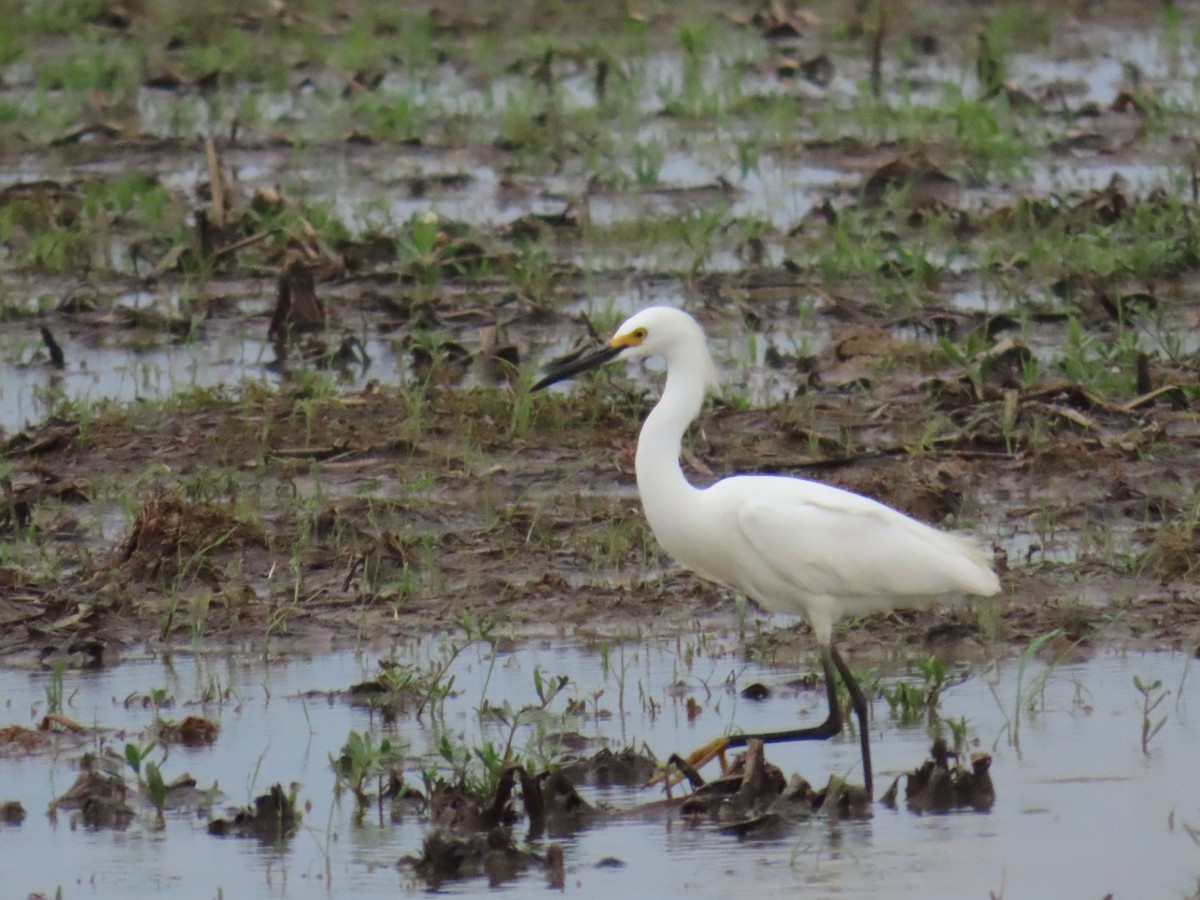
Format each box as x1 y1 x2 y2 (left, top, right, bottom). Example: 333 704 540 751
830 646 873 798
727 644 873 798
729 646 841 748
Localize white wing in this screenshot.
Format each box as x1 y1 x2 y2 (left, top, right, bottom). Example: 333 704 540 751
702 475 998 627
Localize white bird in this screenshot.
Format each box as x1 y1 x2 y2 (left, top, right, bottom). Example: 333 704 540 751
532 306 1001 798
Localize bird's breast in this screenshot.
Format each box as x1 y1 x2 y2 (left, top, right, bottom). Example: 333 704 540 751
642 492 773 602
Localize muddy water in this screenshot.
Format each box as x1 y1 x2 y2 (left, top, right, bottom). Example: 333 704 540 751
0 643 1195 898
0 319 398 432
0 293 814 431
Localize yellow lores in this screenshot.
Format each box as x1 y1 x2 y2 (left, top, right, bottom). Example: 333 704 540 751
533 306 1000 799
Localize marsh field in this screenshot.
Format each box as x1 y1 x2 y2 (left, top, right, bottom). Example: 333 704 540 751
1 0 1199 896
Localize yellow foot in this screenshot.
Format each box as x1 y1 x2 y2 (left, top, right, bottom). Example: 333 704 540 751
647 735 733 789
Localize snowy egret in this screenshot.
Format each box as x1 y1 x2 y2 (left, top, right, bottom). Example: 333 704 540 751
532 307 1001 797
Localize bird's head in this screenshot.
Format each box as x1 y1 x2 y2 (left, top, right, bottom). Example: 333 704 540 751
531 306 717 392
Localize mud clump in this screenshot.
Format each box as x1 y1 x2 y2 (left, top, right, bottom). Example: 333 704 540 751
528 769 594 835
406 762 597 888
675 740 872 832
1 800 26 825
50 769 134 831
1141 527 1200 580
426 762 594 837
155 715 220 748
557 745 657 787
545 841 566 889
267 251 327 341
0 725 51 756
881 739 995 813
862 150 961 210
38 639 106 670
117 491 266 580
208 783 300 842
409 826 539 889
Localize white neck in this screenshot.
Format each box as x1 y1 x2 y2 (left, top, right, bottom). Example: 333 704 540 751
634 356 709 529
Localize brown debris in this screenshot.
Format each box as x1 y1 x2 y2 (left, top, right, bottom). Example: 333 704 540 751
775 55 801 79
0 477 32 533
2 424 79 457
143 68 203 91
406 761 603 888
50 122 129 147
39 326 66 370
1 800 25 825
545 841 565 890
335 233 398 271
863 151 960 210
39 713 90 734
50 769 134 830
801 53 833 86
408 825 536 889
1112 90 1148 115
478 324 521 384
751 1 821 36
531 769 592 834
972 338 1035 392
343 655 435 716
558 745 657 787
1069 174 1128 225
836 461 968 524
411 769 542 883
37 640 106 670
733 738 785 806
117 490 266 581
833 326 901 361
881 739 995 813
1121 384 1189 412
204 137 229 230
427 777 513 835
818 777 873 818
0 725 50 756
741 682 771 700
434 762 594 836
678 741 872 826
408 335 472 383
156 715 220 748
207 783 300 842
1141 527 1200 580
0 181 82 234
268 252 328 341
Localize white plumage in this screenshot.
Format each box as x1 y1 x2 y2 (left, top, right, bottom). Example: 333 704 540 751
533 305 1001 797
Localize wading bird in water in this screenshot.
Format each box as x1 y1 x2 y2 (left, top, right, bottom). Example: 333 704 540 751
532 306 1001 798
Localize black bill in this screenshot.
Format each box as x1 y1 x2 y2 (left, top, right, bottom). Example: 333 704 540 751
530 344 624 391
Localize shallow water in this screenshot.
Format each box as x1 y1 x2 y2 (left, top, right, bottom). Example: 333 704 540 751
0 641 1196 898
0 319 400 432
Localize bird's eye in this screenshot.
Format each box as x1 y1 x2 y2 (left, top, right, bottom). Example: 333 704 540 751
632 327 647 340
